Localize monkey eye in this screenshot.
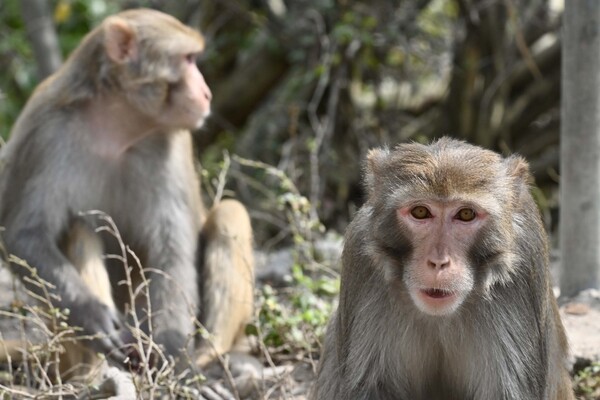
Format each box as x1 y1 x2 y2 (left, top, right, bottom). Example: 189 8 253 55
185 53 197 64
410 206 431 219
456 208 476 222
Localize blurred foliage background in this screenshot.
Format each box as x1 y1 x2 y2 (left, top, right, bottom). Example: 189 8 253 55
6 3 600 398
0 0 563 246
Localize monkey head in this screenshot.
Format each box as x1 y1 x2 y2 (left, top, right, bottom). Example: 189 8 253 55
364 138 533 317
100 9 212 130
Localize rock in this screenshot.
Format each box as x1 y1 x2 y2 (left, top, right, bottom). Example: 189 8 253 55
560 289 600 369
254 249 295 287
254 234 343 287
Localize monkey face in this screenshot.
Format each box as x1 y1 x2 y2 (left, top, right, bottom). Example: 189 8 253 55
397 200 486 316
102 10 211 131
365 138 523 317
156 53 212 130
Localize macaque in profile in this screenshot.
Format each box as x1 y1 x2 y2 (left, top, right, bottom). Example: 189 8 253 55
311 138 574 400
0 8 254 376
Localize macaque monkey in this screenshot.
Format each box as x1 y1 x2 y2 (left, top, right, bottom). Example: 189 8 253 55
311 138 574 400
0 9 254 375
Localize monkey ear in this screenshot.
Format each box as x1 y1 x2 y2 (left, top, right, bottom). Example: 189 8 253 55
364 148 390 194
104 17 138 63
504 155 532 189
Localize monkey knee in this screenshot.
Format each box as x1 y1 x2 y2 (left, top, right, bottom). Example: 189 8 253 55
204 199 252 241
203 200 255 277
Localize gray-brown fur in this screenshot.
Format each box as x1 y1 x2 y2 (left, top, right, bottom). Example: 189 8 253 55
311 138 573 400
0 9 254 374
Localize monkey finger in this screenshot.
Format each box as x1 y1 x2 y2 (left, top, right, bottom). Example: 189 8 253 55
93 335 128 365
83 323 128 363
211 383 236 400
200 383 236 400
199 387 227 400
108 334 131 364
107 308 127 332
100 311 128 348
102 326 127 352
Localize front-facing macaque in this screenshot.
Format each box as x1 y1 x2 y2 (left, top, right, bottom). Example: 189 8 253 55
0 9 254 375
311 138 574 400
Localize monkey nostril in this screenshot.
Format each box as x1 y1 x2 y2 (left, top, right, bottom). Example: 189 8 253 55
427 259 450 269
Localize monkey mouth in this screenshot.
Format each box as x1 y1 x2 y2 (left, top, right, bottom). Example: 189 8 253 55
421 288 454 299
411 288 463 316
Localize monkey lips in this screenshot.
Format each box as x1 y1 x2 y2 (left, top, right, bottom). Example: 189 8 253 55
421 288 453 299
411 287 463 316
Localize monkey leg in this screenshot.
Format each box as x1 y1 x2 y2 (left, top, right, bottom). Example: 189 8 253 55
0 339 28 363
197 199 255 367
59 220 116 378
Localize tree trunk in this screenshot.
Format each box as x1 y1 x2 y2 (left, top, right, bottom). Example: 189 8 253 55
20 0 62 80
560 0 600 297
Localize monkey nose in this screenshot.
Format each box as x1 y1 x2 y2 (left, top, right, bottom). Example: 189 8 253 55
204 87 212 101
427 258 450 270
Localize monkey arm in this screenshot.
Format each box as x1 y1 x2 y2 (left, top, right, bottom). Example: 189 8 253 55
139 205 199 362
120 134 202 363
145 252 198 362
2 221 128 363
314 207 404 400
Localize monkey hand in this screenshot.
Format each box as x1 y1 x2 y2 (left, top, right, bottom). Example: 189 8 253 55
167 382 235 400
199 383 237 400
68 299 129 365
117 330 158 374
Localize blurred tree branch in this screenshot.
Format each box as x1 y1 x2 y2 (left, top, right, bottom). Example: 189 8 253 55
20 0 62 80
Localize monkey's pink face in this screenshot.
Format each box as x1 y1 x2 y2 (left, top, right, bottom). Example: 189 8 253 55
398 200 488 316
159 54 212 130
